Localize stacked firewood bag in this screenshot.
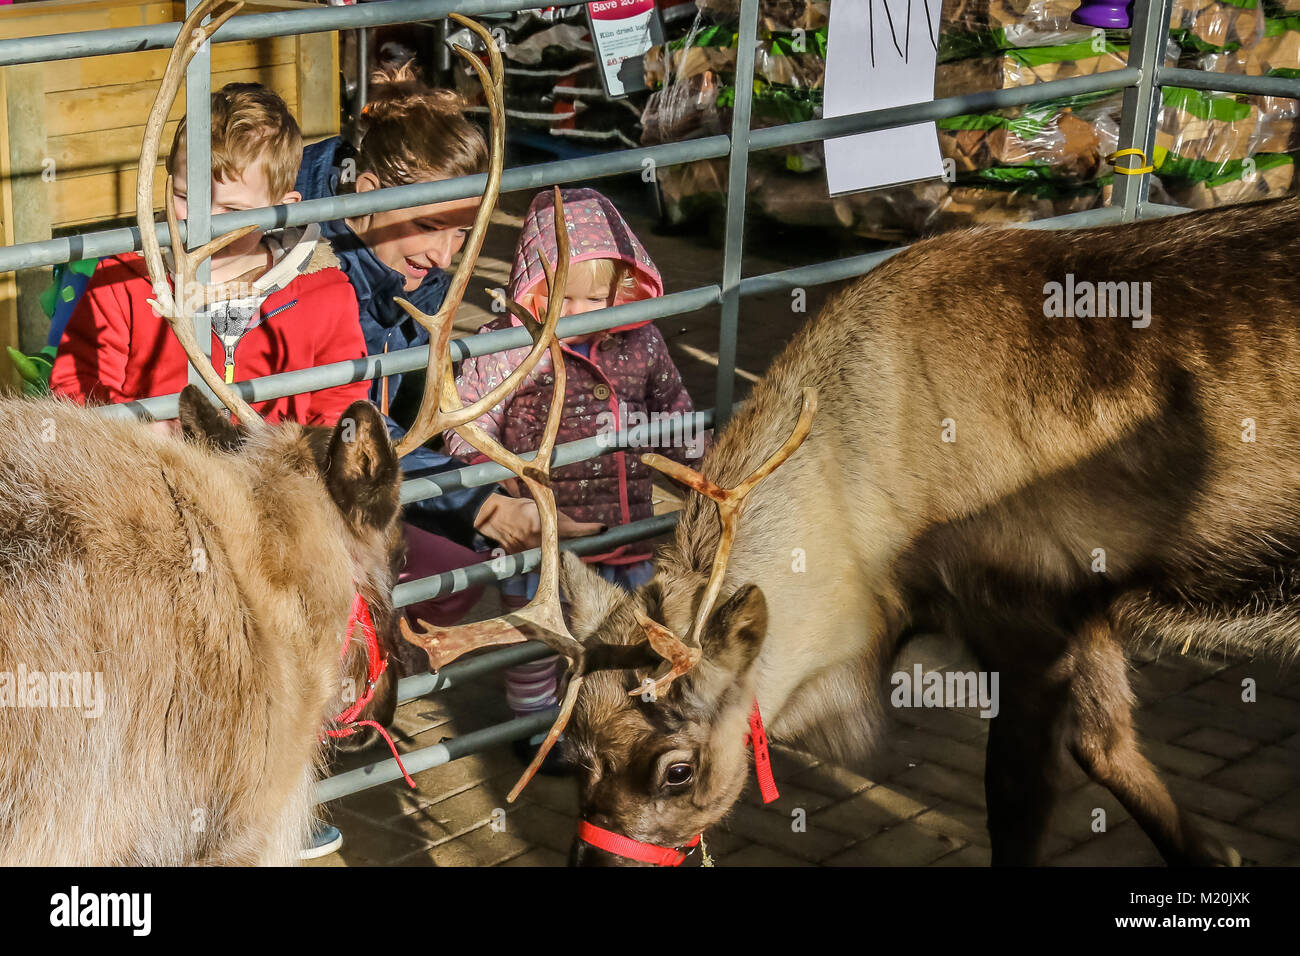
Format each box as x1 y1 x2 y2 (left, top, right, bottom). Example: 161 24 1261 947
641 0 1298 238
447 6 646 149
1154 1 1300 206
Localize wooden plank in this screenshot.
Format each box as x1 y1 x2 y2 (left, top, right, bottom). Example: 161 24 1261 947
48 121 180 182
47 61 298 137
51 162 168 227
44 36 297 93
295 30 338 143
2 63 54 358
0 1 174 42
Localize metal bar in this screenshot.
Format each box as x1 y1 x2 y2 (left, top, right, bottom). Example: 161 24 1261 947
93 187 1161 428
0 138 731 275
185 0 214 385
396 642 556 702
0 0 537 68
95 286 722 421
1156 68 1300 99
1111 0 1173 221
714 0 760 425
750 69 1142 152
401 410 714 504
315 710 557 804
357 27 369 115
393 512 680 606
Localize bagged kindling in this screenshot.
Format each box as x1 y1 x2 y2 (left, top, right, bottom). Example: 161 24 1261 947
694 0 831 30
934 38 1131 97
1164 152 1296 206
938 0 1100 56
937 92 1123 184
1169 0 1268 54
1156 86 1298 173
1195 14 1300 73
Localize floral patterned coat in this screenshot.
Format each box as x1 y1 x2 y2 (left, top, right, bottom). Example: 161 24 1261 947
447 189 696 563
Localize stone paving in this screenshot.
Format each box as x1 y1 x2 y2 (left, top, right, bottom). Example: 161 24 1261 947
309 178 1300 866
310 627 1300 867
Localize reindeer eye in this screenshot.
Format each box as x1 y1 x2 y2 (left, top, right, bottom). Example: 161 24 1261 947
665 763 693 787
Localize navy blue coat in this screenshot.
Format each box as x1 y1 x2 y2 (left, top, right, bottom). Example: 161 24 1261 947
297 137 498 546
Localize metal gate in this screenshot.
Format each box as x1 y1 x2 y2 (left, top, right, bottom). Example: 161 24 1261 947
1 0 1295 807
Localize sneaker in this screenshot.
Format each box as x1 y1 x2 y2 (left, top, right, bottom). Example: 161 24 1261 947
300 822 343 860
512 733 571 777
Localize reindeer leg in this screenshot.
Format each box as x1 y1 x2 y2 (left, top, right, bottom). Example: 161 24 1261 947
1065 617 1240 867
982 668 1072 866
954 590 1075 866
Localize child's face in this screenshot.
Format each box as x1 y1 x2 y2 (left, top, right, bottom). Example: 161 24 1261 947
532 260 618 335
170 158 301 262
349 171 480 292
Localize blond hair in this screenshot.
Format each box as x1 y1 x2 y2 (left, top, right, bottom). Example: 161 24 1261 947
579 258 637 299
168 83 303 201
355 63 489 187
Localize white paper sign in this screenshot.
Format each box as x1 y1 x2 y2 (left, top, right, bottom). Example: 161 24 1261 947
823 0 945 195
587 0 658 97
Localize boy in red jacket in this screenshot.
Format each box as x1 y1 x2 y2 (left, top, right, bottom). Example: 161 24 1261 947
51 83 368 425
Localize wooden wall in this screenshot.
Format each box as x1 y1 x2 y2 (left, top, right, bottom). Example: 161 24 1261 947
0 0 339 392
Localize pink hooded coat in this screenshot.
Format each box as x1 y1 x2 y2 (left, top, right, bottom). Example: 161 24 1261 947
447 189 694 563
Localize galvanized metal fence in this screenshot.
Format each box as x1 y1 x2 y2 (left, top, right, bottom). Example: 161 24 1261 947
5 0 1296 807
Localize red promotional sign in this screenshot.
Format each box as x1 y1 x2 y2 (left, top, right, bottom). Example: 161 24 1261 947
586 0 660 97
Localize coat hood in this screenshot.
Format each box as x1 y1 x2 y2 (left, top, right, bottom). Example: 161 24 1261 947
507 188 662 334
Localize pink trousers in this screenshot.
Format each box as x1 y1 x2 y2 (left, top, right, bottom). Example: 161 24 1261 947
398 523 485 628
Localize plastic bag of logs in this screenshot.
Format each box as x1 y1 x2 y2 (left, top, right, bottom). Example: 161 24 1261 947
1195 13 1300 74
938 0 1099 57
937 93 1123 184
1169 0 1269 54
933 38 1145 98
693 0 830 31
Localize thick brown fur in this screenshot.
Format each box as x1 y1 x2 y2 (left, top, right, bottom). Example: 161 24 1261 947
562 197 1299 865
0 391 401 864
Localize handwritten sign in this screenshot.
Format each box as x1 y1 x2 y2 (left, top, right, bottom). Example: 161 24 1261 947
823 0 945 195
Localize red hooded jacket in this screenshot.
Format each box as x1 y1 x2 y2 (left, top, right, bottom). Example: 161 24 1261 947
51 225 369 425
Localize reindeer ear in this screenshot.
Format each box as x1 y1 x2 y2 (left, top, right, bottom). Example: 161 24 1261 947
178 384 242 450
559 550 626 639
324 401 401 533
700 584 767 678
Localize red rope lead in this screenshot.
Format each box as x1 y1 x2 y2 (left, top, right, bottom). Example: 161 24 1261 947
744 701 780 804
323 593 417 789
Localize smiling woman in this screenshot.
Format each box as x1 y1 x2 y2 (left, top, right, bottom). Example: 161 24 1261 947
293 61 504 557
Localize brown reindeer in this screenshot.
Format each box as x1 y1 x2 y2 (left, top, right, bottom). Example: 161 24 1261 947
0 3 552 864
411 190 1300 865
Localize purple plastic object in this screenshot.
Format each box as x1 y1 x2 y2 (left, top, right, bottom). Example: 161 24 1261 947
1071 0 1133 28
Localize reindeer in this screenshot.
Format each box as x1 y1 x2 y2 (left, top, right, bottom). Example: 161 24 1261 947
0 4 555 864
402 179 1300 863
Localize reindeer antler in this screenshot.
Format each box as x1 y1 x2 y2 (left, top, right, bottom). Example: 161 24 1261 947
136 0 266 427
391 19 816 804
390 13 555 458
635 388 818 696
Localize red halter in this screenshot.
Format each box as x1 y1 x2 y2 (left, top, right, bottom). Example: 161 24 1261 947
577 701 778 866
324 593 415 788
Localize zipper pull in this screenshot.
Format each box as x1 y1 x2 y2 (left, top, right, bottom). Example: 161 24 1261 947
223 341 237 384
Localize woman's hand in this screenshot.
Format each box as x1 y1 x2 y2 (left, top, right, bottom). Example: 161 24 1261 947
474 493 605 553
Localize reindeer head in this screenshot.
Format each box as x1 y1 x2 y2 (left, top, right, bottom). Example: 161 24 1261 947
556 557 770 865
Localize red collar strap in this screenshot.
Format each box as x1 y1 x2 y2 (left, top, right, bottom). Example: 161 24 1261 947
577 700 778 866
324 593 415 788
